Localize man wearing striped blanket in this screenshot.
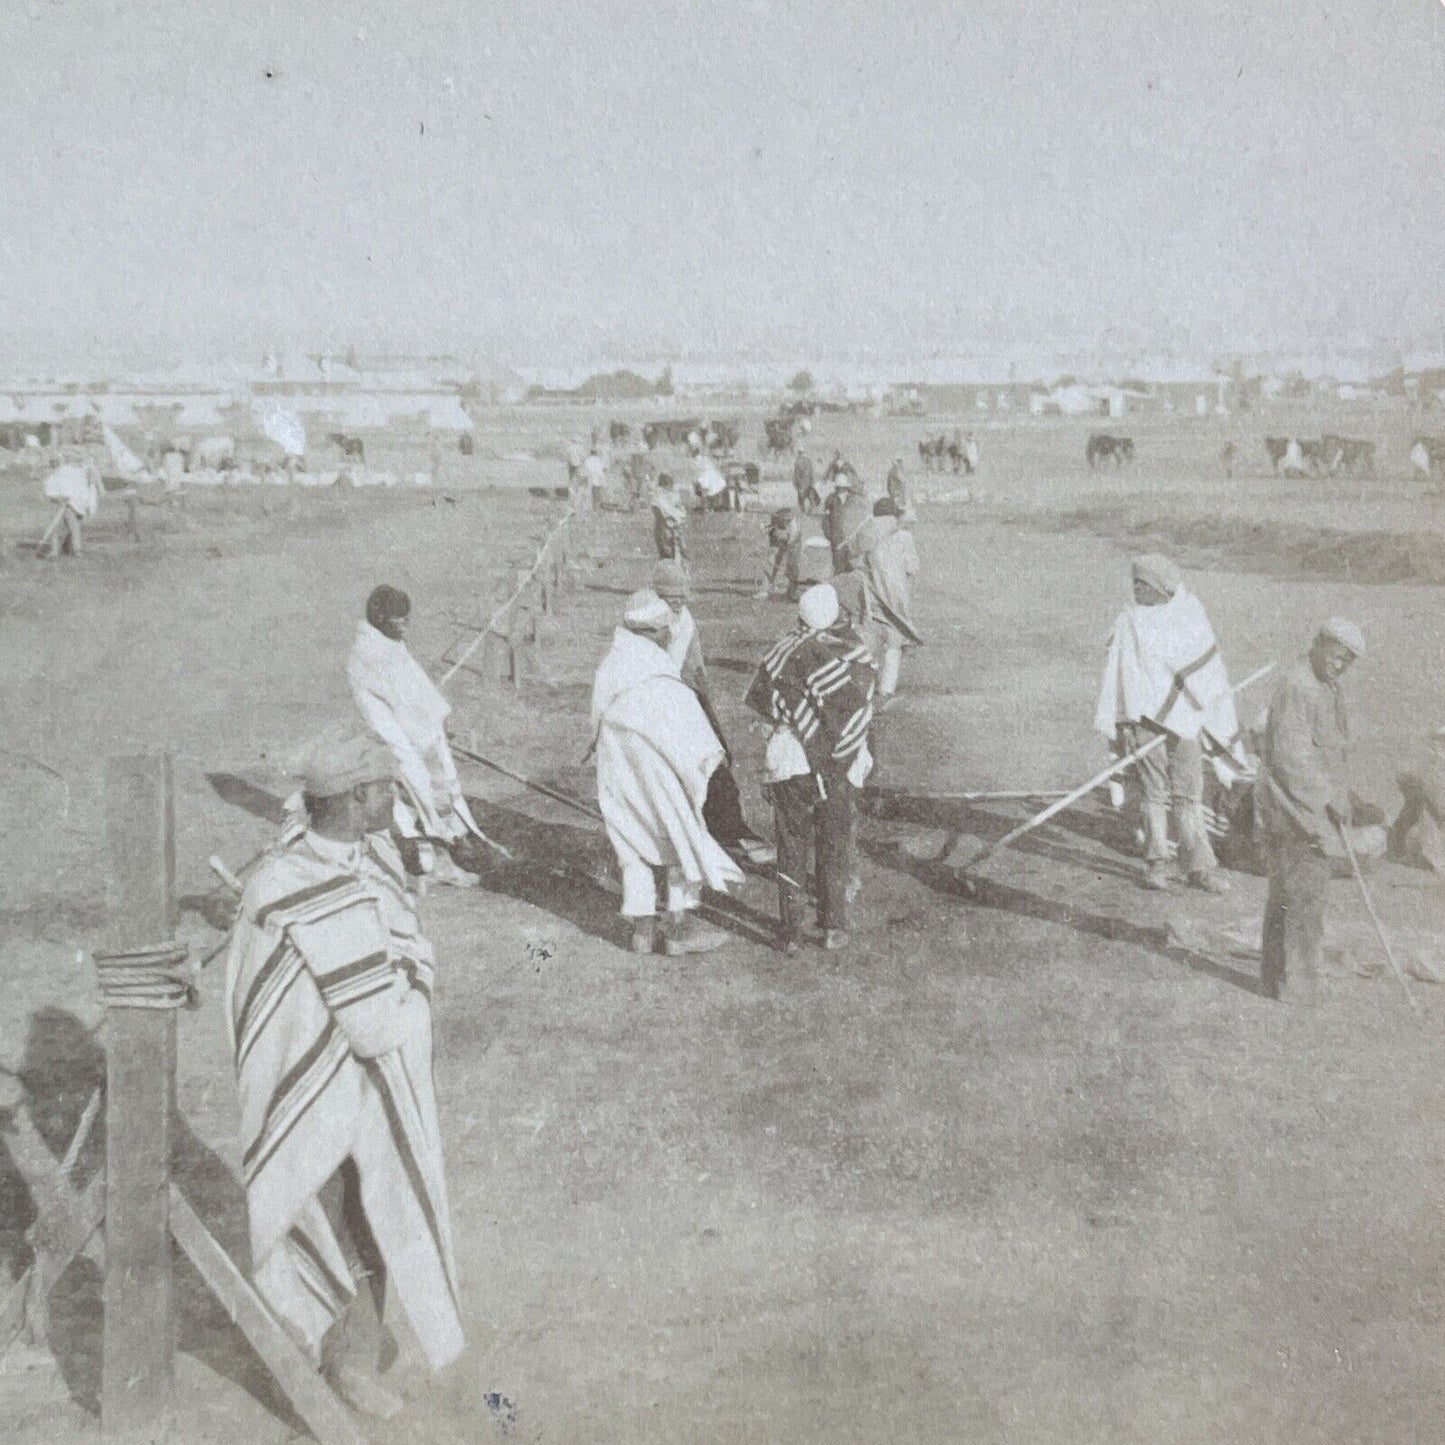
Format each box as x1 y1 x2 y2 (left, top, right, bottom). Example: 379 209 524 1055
746 584 877 952
225 728 463 1418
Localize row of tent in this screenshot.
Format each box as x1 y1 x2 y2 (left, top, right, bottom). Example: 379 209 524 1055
0 391 476 433
101 423 434 488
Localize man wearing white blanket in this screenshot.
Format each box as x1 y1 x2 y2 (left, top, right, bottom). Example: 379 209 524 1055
1096 554 1241 894
591 589 744 955
348 584 483 886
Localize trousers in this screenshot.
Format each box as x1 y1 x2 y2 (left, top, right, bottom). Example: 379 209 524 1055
772 769 853 938
620 862 700 918
703 762 753 847
1126 726 1217 876
317 1157 391 1372
1262 824 1330 1003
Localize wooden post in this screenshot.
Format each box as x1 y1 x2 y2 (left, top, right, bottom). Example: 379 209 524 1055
102 755 177 1442
508 606 526 689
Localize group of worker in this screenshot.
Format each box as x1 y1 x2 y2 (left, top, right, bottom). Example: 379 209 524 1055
1090 551 1374 1005
219 447 1403 1420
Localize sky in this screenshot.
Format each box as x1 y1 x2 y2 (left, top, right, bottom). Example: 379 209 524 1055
1 0 1442 370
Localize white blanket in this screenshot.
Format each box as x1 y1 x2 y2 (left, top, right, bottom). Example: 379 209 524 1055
1094 588 1241 754
348 621 458 834
44 464 101 518
591 628 742 893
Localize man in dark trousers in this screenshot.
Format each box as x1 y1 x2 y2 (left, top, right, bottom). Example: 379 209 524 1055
746 584 877 952
1257 618 1365 1004
793 449 821 514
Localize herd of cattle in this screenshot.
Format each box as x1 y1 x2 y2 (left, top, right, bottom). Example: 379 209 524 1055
918 432 980 474
1079 431 1445 479
1263 434 1377 477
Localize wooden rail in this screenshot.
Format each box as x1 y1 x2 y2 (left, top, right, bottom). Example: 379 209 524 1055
438 506 575 690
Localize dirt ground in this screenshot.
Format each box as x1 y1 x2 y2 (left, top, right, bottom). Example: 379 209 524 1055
2 404 1444 1443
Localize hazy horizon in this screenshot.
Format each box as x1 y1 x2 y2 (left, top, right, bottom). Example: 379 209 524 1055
2 0 1442 372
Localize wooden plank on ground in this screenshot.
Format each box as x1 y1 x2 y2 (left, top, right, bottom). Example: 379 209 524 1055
0 1173 104 1357
168 1187 365 1445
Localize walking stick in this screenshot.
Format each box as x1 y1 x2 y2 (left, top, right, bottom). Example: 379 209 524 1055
35 505 67 556
1338 822 1419 1015
867 785 1071 804
943 733 1168 871
948 662 1275 875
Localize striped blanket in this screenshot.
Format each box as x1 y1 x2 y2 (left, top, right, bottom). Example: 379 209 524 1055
223 829 463 1371
745 624 877 772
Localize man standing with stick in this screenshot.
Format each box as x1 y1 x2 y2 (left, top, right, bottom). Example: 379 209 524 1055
1095 555 1241 894
1257 618 1365 1005
591 589 743 955
746 584 877 952
348 584 487 886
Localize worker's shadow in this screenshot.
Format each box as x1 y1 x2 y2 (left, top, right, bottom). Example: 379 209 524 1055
859 796 1264 996
465 796 777 949
695 579 761 598
0 1007 304 1432
205 772 286 825
860 788 1141 885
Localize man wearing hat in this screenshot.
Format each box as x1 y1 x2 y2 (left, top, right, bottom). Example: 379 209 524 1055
348 584 484 886
758 505 804 601
224 726 463 1415
822 468 872 573
1095 554 1241 893
1258 618 1365 1003
591 588 743 954
745 583 877 951
654 561 775 866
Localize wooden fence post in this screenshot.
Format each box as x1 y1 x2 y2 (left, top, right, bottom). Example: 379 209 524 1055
101 755 177 1442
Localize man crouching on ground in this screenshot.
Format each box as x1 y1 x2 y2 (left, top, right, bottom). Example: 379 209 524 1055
591 588 744 954
224 727 463 1417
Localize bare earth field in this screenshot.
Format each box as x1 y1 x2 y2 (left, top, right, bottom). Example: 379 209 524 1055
2 404 1444 1444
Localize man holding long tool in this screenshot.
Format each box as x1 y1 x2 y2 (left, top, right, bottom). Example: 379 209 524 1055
1095 555 1241 894
591 589 743 955
348 584 487 886
745 583 877 952
1257 618 1365 1005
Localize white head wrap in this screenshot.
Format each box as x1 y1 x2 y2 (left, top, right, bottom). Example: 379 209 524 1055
622 588 674 630
798 583 840 631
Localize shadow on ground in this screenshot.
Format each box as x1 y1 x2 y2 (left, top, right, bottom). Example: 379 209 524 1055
859 791 1263 996
0 1008 303 1431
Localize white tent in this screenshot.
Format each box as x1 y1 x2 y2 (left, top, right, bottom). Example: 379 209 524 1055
259 405 307 457
174 395 225 429
95 395 141 426
424 394 474 431
341 395 393 429
103 425 146 477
